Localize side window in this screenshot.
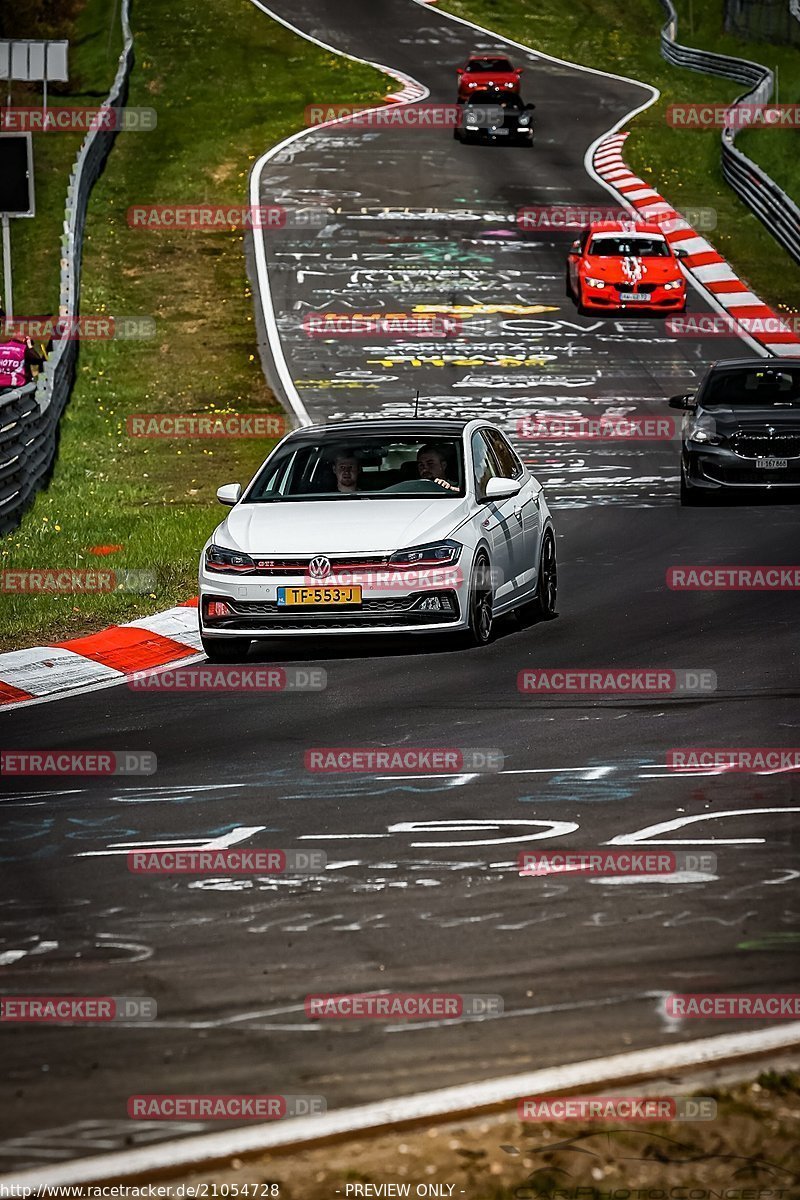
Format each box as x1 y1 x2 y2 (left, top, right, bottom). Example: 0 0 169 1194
471 430 501 499
485 429 523 479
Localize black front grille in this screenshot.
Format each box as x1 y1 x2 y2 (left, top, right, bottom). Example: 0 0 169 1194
704 464 800 485
730 430 800 459
613 283 656 295
229 596 417 616
206 592 461 630
240 554 392 578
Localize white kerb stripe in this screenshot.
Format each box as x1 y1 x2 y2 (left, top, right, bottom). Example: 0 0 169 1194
0 646 122 697
5 1024 799 1188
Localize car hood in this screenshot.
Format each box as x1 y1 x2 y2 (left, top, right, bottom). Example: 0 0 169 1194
214 496 472 554
582 255 682 283
697 405 800 433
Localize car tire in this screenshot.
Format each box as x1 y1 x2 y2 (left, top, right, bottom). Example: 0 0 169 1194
200 635 252 662
518 532 558 624
461 552 494 647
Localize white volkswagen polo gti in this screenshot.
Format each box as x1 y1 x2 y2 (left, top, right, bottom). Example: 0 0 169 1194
198 418 558 660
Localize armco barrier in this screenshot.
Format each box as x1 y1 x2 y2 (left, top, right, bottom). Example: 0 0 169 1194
660 0 800 266
0 0 134 535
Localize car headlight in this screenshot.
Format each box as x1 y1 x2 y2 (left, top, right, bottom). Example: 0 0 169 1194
687 419 722 445
584 276 607 289
465 113 478 125
517 115 531 126
388 541 462 568
205 544 256 573
663 279 684 291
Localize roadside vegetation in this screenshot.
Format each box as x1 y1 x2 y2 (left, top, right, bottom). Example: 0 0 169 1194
0 0 386 651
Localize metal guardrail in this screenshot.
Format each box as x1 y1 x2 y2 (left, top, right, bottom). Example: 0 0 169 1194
0 0 134 535
659 0 800 267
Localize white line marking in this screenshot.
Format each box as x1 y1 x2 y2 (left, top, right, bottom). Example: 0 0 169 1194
6 1025 799 1186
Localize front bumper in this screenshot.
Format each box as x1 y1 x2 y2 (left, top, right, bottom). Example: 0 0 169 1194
578 283 686 312
198 568 469 638
684 444 800 489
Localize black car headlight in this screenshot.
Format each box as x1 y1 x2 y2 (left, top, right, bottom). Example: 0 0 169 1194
205 544 256 573
388 540 462 568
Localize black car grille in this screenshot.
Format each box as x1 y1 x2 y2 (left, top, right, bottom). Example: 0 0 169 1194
237 553 392 578
730 430 800 459
704 464 800 485
208 592 461 630
613 283 657 295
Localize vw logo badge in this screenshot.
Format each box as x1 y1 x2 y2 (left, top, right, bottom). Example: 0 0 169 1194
308 555 332 579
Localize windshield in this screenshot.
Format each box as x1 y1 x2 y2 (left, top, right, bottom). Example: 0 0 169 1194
701 366 800 408
247 436 466 501
467 58 514 72
588 236 671 257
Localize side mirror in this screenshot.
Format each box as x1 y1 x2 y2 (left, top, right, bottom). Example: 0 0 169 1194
668 393 695 410
569 239 581 255
456 68 464 75
674 247 688 260
484 476 522 501
527 102 536 110
217 483 242 506
515 68 523 75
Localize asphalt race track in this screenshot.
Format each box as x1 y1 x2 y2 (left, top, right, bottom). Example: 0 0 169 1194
1 0 799 1175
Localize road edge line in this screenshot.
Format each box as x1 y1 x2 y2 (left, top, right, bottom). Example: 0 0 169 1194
4 1024 800 1186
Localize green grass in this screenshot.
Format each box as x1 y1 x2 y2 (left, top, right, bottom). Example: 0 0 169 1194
0 0 387 651
440 0 800 317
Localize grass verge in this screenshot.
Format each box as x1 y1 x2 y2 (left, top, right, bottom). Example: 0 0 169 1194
0 0 387 652
439 0 800 317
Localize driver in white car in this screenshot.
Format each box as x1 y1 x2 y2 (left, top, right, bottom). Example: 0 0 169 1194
417 443 458 491
332 448 361 493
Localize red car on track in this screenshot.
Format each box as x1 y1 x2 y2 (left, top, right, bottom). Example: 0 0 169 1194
457 54 523 101
566 222 687 315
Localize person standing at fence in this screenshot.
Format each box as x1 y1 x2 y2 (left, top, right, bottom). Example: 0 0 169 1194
0 308 44 393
